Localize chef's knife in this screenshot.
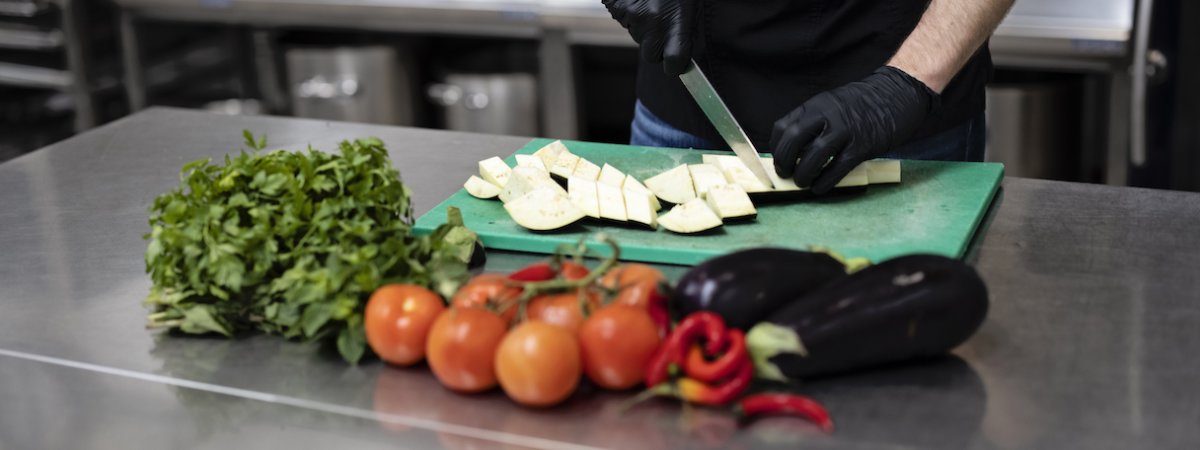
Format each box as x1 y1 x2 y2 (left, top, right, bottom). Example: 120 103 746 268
678 60 776 189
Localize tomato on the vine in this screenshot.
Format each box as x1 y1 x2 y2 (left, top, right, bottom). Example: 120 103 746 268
578 304 661 390
600 263 667 309
526 289 598 333
425 308 508 393
451 273 520 322
364 284 445 366
495 321 581 408
559 261 590 281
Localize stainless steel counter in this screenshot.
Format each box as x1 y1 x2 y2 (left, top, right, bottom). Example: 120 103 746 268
3 108 1199 449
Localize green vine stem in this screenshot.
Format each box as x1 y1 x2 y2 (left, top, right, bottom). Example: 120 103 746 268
501 234 622 318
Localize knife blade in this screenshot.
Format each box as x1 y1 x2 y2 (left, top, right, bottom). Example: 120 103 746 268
678 60 776 189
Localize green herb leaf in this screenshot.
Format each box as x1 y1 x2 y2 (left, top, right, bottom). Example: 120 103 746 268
143 133 478 363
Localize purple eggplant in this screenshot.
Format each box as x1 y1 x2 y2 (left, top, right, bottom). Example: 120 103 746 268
747 254 989 381
672 248 850 330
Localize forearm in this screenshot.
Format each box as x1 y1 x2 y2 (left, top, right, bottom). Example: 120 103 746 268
887 0 1015 93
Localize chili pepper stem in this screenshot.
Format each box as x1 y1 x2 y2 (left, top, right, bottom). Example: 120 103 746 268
615 383 674 413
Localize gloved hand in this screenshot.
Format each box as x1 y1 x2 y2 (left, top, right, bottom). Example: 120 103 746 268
770 66 940 194
602 0 697 76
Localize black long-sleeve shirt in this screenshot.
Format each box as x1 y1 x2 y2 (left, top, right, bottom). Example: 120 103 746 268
636 0 992 150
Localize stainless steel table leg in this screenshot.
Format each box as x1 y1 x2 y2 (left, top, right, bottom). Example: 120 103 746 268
59 0 95 131
1106 70 1131 185
539 29 577 139
252 30 288 114
119 11 147 112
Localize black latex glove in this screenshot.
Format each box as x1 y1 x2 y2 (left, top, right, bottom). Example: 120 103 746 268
602 0 697 76
771 66 940 194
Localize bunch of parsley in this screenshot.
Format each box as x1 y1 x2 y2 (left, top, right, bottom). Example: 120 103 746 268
143 132 477 363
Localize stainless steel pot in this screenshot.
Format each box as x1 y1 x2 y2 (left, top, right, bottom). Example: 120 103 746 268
285 46 416 126
428 73 537 136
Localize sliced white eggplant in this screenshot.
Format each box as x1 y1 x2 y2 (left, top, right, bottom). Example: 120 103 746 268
623 186 658 229
865 159 902 184
689 163 729 197
551 151 581 180
567 176 601 219
464 175 501 200
533 140 569 169
596 181 628 222
838 164 871 187
658 198 723 234
504 187 585 231
702 154 771 193
478 156 512 188
598 163 626 187
758 157 867 189
704 184 757 221
515 154 547 171
500 166 563 203
624 175 661 211
645 164 696 205
572 157 602 181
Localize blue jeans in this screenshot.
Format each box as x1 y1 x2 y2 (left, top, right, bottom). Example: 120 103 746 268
630 100 986 162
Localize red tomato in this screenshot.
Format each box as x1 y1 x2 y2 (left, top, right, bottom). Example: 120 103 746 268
495 321 582 408
559 261 590 281
578 304 662 390
451 273 520 322
599 264 667 309
526 290 598 333
425 308 508 393
364 284 445 366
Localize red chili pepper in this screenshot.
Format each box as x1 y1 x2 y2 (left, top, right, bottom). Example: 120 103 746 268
508 260 589 282
670 358 753 406
683 329 747 383
645 312 729 387
735 394 834 432
508 262 557 282
647 300 670 339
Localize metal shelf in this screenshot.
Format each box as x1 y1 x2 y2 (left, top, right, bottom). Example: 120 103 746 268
0 23 63 50
0 60 69 89
0 0 50 18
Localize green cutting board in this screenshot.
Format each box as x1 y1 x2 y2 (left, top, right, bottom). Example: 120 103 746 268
415 138 1004 266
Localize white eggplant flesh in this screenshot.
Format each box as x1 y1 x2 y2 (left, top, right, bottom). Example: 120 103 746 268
572 157 602 181
689 163 730 196
478 156 512 188
837 164 871 187
658 199 723 234
500 166 563 203
596 181 628 222
551 152 581 179
704 184 757 220
598 163 626 187
533 140 568 169
567 176 601 219
624 175 661 211
464 175 501 199
761 158 803 192
645 164 696 205
865 159 902 184
504 187 585 231
515 154 547 171
701 154 771 193
623 186 658 229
